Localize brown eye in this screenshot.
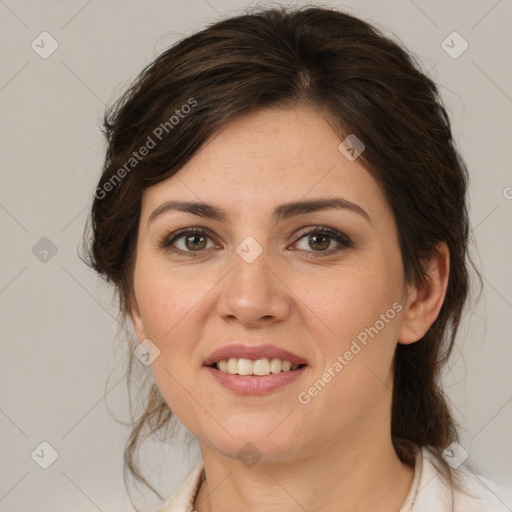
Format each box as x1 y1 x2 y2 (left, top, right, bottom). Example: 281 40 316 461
160 228 216 256
182 233 208 251
294 227 353 257
307 233 331 251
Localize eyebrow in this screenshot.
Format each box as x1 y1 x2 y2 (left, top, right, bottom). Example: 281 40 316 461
148 197 373 227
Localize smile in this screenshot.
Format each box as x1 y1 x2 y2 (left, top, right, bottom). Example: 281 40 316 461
211 357 304 375
203 344 309 395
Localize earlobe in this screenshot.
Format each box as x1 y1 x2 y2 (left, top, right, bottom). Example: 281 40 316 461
398 242 450 345
128 296 147 343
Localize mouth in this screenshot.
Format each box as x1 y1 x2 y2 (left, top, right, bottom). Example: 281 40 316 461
204 343 308 372
209 357 307 376
203 344 308 395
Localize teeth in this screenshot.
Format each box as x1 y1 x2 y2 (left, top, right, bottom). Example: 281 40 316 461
215 357 302 376
253 358 270 376
269 358 282 373
237 358 253 375
227 358 238 374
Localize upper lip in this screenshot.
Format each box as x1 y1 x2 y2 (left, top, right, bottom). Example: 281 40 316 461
204 344 308 367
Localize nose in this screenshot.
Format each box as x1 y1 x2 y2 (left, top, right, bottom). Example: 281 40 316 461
215 243 291 327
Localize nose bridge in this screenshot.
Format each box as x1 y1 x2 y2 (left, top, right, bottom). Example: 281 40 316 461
217 233 289 323
231 234 272 298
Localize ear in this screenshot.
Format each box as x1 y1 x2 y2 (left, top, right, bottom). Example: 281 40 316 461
128 295 147 343
398 242 450 344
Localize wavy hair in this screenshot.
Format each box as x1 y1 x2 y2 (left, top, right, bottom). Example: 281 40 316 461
82 5 479 508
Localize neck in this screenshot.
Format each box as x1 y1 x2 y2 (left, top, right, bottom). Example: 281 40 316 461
194 432 414 512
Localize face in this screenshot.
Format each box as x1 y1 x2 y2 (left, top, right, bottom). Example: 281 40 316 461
130 106 414 463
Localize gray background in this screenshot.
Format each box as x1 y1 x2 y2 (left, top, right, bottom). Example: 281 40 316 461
1 0 511 510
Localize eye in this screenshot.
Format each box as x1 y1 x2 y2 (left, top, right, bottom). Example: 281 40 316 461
293 226 353 257
159 227 217 256
158 225 353 258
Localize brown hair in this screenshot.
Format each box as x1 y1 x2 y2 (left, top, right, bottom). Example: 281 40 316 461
82 4 479 506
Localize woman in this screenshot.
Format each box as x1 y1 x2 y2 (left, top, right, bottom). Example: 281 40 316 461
83 5 510 512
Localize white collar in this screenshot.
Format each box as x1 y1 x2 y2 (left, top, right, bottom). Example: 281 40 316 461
154 446 511 512
399 445 424 511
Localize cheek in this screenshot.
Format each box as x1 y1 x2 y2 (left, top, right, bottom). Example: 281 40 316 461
132 260 209 424
295 259 403 410
133 254 209 343
303 267 403 349
294 271 402 429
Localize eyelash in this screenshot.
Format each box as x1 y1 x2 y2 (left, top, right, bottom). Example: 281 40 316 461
158 226 353 259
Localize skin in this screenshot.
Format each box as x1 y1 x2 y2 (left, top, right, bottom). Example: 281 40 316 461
129 106 449 512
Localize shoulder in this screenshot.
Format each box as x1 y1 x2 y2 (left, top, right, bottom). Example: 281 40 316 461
153 462 204 512
415 447 512 512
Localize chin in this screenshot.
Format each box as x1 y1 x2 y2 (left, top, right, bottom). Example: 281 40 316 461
198 419 309 465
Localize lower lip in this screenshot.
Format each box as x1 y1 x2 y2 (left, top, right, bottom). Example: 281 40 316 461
204 366 307 395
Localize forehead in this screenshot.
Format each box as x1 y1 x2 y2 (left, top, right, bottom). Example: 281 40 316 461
140 106 386 225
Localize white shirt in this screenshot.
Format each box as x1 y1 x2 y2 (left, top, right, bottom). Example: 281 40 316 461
154 447 512 512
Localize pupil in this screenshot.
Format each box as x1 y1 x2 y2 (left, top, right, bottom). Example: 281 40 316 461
187 234 206 251
310 234 329 251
